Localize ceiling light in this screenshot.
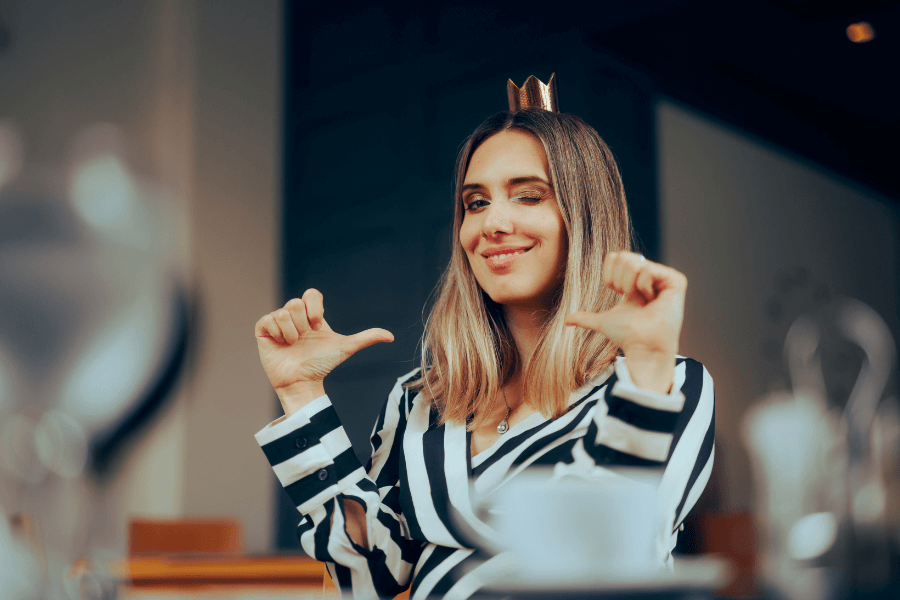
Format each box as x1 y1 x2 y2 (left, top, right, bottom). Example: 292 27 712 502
846 22 876 44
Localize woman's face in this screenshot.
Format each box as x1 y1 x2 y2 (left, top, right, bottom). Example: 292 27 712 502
460 130 568 312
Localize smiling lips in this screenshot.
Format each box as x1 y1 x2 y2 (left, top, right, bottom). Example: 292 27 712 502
482 246 533 271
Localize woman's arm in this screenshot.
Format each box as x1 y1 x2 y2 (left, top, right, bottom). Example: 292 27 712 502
565 252 713 560
254 291 422 596
255 370 425 597
604 357 714 532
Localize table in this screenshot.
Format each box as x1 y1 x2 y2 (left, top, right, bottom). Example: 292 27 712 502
112 554 327 599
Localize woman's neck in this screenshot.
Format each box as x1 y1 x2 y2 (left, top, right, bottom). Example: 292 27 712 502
502 303 550 370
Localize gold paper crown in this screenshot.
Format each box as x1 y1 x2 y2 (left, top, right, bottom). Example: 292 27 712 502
507 73 559 113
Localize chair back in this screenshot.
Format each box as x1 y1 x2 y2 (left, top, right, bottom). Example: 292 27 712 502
129 518 243 556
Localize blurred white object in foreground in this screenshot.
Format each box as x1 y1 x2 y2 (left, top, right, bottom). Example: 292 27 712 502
0 512 41 600
0 120 190 598
477 463 662 580
468 463 728 597
743 299 900 600
0 121 189 465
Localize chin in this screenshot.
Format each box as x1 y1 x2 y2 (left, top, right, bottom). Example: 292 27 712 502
483 287 543 309
481 279 563 312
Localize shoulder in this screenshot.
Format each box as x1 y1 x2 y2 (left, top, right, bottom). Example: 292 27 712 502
396 366 422 386
672 356 713 389
673 355 708 371
373 367 422 412
396 367 424 399
387 366 426 412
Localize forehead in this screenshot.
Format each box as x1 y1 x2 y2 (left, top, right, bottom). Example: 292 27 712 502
464 130 549 185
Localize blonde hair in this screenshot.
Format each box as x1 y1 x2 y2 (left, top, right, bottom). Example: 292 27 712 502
407 109 633 429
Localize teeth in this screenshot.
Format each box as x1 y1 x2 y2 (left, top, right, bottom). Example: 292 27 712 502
489 250 524 261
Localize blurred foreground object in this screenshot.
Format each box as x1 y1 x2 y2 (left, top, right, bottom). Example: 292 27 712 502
0 120 192 476
743 298 900 600
0 120 193 598
469 467 729 598
1 513 41 600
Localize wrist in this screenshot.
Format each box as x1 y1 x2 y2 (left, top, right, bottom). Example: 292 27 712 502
622 347 675 394
275 380 326 417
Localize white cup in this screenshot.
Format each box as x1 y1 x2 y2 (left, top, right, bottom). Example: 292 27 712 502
473 466 663 581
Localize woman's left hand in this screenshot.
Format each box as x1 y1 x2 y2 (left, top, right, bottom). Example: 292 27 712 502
565 251 687 393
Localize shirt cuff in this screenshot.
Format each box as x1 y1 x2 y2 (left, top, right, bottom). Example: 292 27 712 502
611 359 685 413
255 394 366 514
588 360 686 463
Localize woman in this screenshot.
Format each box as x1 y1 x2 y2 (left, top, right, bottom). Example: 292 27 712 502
253 83 714 599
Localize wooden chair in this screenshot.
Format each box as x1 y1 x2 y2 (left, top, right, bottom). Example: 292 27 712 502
128 517 243 555
691 511 758 598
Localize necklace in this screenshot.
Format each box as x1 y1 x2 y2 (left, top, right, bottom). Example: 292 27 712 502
498 390 511 434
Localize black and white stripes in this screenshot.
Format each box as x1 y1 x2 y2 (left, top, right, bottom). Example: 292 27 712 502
255 356 714 599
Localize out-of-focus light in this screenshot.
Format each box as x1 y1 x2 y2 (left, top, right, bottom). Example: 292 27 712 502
0 413 45 484
788 512 837 560
0 120 24 192
34 410 87 479
846 22 876 43
58 301 159 433
70 155 138 233
852 481 886 523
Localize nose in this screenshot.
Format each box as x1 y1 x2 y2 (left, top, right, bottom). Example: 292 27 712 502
484 203 513 236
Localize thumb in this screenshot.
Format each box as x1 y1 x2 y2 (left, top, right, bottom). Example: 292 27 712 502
565 310 612 333
342 328 394 357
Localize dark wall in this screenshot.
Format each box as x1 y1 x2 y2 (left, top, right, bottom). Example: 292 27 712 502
276 3 659 549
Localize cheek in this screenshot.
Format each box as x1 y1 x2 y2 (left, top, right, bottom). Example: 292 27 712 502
537 212 568 268
530 211 566 248
459 219 478 253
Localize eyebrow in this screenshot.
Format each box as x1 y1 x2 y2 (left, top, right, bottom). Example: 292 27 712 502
461 175 552 193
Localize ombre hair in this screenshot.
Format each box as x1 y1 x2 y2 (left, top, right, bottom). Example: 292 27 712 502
407 109 633 429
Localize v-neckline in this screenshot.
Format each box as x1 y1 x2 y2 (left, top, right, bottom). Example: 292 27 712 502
466 363 618 466
468 412 546 465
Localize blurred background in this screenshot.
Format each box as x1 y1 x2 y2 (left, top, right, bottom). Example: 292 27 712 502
0 0 898 598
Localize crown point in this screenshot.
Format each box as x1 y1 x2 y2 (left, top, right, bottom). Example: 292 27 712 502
506 73 559 113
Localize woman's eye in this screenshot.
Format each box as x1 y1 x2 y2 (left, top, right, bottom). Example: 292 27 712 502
464 198 489 211
513 194 544 204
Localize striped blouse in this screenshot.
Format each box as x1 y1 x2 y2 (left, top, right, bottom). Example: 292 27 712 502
255 356 715 599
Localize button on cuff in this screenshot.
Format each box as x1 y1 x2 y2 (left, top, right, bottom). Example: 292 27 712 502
317 468 329 481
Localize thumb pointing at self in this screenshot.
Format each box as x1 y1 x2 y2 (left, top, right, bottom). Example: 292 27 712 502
342 328 394 358
565 311 612 333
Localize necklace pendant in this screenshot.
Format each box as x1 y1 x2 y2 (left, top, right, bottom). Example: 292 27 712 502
497 408 511 434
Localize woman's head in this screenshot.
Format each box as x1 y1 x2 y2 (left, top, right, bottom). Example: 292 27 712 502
409 108 633 427
453 109 631 315
458 128 568 313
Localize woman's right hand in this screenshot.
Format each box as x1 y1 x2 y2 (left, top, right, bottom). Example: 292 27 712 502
255 288 393 414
